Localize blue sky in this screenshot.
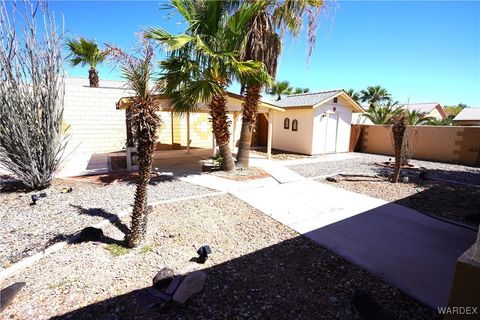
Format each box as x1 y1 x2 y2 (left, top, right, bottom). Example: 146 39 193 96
49 1 480 106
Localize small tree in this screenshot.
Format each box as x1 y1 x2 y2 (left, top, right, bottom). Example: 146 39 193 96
391 113 407 183
0 0 67 190
107 41 161 248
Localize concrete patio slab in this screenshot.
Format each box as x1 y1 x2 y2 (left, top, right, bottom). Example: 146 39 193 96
232 178 476 308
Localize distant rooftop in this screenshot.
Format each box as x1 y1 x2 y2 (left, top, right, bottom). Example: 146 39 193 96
403 102 441 114
453 107 480 121
270 89 344 108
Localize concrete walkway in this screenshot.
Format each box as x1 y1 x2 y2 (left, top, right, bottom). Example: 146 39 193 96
231 178 476 308
180 160 477 308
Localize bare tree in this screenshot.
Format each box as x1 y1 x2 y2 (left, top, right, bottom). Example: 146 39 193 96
391 113 408 183
0 0 67 190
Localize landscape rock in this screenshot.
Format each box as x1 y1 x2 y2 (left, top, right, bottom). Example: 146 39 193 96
75 227 104 243
172 271 207 305
152 268 175 291
0 282 26 312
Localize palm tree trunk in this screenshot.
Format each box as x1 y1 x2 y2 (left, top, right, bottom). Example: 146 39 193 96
237 85 261 168
88 67 99 88
391 115 407 183
126 111 157 247
209 93 235 171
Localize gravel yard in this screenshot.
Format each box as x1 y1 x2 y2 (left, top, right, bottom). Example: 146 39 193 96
251 148 311 160
209 167 270 181
288 153 480 185
296 153 480 227
1 194 438 320
0 178 214 270
322 175 480 227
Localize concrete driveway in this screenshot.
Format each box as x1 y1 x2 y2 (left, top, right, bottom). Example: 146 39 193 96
231 178 476 308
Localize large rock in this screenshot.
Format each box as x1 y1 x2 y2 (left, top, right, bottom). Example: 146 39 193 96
0 282 26 312
152 268 175 291
172 271 207 305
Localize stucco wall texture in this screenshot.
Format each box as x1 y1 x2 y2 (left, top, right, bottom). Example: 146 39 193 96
358 125 480 166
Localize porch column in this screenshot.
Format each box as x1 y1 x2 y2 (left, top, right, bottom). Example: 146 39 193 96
170 111 174 149
212 132 216 157
186 112 191 154
267 110 274 160
232 112 237 151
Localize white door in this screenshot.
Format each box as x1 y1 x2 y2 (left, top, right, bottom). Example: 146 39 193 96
324 113 338 153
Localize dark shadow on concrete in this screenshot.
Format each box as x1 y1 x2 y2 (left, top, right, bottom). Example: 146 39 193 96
303 200 476 309
70 205 130 235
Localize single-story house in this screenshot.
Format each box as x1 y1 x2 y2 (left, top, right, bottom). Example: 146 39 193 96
60 77 283 176
403 102 447 120
267 90 364 155
453 108 480 126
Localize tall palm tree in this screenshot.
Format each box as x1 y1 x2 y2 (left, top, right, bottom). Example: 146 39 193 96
363 101 400 124
66 38 107 87
107 41 161 247
359 85 391 109
236 0 327 168
346 89 360 104
146 0 268 171
267 80 293 100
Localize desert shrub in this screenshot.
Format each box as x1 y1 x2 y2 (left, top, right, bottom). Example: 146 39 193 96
0 0 67 190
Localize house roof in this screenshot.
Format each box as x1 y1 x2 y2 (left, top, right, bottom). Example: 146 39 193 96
116 91 285 113
403 103 447 118
268 89 364 112
453 107 480 121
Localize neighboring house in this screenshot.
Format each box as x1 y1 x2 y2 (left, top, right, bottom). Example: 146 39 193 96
403 102 447 120
268 90 364 155
453 108 480 126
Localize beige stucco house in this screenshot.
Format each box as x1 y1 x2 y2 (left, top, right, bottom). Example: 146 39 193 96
453 108 480 126
268 90 364 155
403 102 447 120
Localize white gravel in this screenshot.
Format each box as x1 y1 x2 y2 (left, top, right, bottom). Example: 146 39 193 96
0 178 214 270
288 153 480 185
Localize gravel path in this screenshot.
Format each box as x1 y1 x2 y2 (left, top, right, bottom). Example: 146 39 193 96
0 178 214 270
1 194 438 320
289 153 480 185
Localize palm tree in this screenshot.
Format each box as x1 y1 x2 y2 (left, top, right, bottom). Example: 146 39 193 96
363 101 400 124
346 89 360 104
235 0 327 168
405 109 432 125
107 41 160 247
66 38 107 87
427 117 453 126
146 0 268 171
267 80 293 100
293 87 310 94
359 85 391 109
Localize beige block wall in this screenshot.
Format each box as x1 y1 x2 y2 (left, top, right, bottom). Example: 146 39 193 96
59 78 132 176
359 125 480 166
